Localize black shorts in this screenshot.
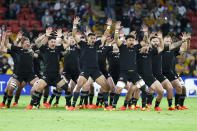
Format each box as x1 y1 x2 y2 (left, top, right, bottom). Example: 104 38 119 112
163 70 178 82
141 74 156 87
63 68 80 83
109 67 120 84
41 73 62 86
100 67 109 79
119 70 141 84
13 73 37 83
153 73 166 83
80 68 102 81
172 69 179 78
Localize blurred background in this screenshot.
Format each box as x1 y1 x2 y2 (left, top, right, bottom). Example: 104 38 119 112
0 0 197 78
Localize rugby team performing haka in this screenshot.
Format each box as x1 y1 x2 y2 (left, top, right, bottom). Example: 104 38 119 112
0 17 191 111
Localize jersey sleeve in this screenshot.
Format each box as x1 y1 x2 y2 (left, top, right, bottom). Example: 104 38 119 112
134 44 142 51
11 45 20 52
173 47 181 56
39 45 47 52
56 44 65 52
78 41 87 48
95 40 102 48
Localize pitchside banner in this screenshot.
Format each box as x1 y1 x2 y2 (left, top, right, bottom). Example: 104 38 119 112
0 75 197 97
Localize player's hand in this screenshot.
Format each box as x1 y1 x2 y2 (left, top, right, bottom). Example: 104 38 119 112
17 31 23 39
181 32 187 40
115 21 122 30
46 27 52 37
141 25 148 32
55 28 63 38
157 31 163 39
73 17 80 25
106 18 112 26
130 31 136 38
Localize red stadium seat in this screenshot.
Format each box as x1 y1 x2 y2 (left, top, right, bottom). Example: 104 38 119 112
8 20 18 26
19 20 30 27
20 8 31 13
30 20 41 27
0 20 7 25
26 14 37 20
0 7 7 13
27 26 33 31
11 25 21 33
191 17 197 22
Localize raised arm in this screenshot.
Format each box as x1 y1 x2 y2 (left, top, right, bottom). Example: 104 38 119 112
179 33 191 52
3 31 12 50
72 17 81 43
114 21 122 47
157 31 164 53
168 33 188 51
35 27 52 48
14 31 23 46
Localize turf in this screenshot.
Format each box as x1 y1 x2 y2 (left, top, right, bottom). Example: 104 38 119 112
0 96 197 131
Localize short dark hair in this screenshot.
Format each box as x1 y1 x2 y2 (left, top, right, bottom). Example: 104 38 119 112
88 33 96 37
48 36 56 41
125 35 135 40
150 36 158 42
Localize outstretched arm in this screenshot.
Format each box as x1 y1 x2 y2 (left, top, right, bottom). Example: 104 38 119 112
35 27 52 48
157 31 164 53
72 17 81 44
114 21 123 47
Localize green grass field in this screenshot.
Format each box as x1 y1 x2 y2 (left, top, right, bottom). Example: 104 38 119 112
0 96 197 131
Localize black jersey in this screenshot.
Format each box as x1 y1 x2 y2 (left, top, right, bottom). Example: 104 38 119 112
137 48 158 76
32 46 41 77
39 44 64 74
7 48 17 73
119 44 141 71
78 40 101 70
152 53 163 75
11 45 34 75
107 52 120 70
97 46 113 70
162 46 180 73
63 44 80 70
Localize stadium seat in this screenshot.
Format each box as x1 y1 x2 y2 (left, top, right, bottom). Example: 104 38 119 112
11 26 21 33
19 20 30 27
8 20 18 26
20 8 31 13
30 20 41 27
0 20 7 25
0 7 7 13
27 27 33 31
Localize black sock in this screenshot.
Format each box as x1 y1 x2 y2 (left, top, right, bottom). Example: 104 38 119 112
96 93 103 106
30 91 42 106
37 93 42 107
72 92 80 107
103 92 109 108
2 92 7 104
175 94 181 106
7 95 13 107
89 94 94 105
43 95 48 103
132 98 138 106
147 93 154 105
112 94 120 108
14 95 20 103
48 90 58 105
65 91 72 106
123 100 129 107
55 92 61 104
168 99 172 107
84 92 89 105
140 86 147 108
109 93 115 106
179 94 186 106
128 98 133 107
155 101 160 108
60 83 68 91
